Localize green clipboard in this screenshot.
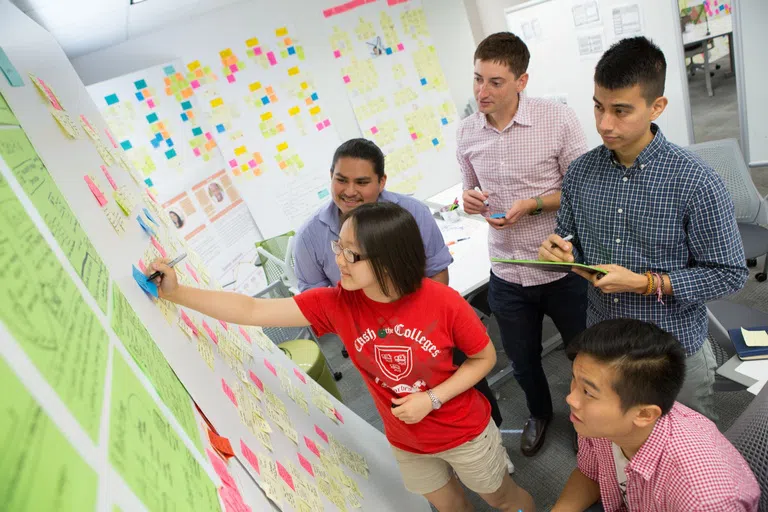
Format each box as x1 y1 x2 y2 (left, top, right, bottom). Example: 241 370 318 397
491 258 609 275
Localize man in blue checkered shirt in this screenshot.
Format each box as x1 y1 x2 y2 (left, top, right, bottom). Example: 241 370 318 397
538 37 747 421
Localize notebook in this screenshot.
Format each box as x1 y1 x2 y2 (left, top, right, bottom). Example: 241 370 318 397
728 327 768 361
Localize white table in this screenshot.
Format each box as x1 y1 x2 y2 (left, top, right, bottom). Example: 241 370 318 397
682 14 734 97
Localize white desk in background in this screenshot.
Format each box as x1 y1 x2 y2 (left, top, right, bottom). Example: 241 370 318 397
682 14 734 97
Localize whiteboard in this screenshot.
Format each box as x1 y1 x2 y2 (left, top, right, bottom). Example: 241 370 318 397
0 2 430 511
505 0 693 149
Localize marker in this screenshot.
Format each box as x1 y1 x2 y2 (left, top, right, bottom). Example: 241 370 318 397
551 234 574 248
446 237 471 246
474 186 489 206
147 253 187 281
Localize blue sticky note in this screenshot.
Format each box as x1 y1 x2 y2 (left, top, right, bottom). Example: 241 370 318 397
181 100 192 110
146 113 158 124
261 96 270 105
180 112 188 122
132 265 158 298
166 138 174 147
120 140 133 151
311 92 319 101
150 139 160 148
143 207 159 226
317 188 329 199
432 138 439 146
216 124 225 133
154 132 163 142
385 47 393 55
165 148 177 159
136 215 156 237
135 92 145 101
163 65 175 75
441 117 448 125
105 93 119 105
420 78 428 86
134 79 147 90
490 213 506 219
0 47 24 87
288 46 296 55
144 178 153 187
192 127 203 137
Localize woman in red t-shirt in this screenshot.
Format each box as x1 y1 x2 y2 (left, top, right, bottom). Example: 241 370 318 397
151 202 535 511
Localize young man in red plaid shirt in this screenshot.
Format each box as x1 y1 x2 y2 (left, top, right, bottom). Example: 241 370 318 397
553 319 759 512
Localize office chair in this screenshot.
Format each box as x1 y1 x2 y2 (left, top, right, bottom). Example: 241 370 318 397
688 139 768 282
725 382 768 511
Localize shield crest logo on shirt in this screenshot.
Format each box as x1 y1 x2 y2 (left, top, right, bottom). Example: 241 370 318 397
374 346 413 382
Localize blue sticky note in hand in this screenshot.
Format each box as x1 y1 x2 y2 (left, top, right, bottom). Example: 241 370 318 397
490 213 506 219
133 265 158 298
143 207 159 226
136 215 156 237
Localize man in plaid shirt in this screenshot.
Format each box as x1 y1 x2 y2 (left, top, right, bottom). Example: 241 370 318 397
539 37 747 420
458 32 589 456
552 319 758 512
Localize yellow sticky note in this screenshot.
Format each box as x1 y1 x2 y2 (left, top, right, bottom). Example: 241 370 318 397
288 106 300 116
276 27 288 37
241 164 249 172
249 81 262 92
300 82 308 90
246 37 260 47
219 48 233 59
187 60 201 72
260 112 273 121
288 67 300 76
309 106 321 116
113 191 131 215
277 142 289 152
234 146 247 156
741 327 768 347
210 98 223 108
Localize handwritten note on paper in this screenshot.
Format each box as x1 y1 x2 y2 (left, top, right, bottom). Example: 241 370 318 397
0 172 108 441
0 91 19 125
741 327 768 347
0 357 98 511
111 285 202 453
0 128 110 313
109 352 220 512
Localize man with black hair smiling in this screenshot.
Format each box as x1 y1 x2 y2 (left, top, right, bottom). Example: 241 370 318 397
552 319 759 512
539 37 747 421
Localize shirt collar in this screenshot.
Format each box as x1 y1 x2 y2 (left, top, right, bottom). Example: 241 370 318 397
481 93 532 132
318 189 400 235
625 406 672 481
602 123 667 170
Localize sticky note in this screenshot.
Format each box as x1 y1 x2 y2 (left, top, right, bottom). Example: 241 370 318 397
261 95 270 105
210 98 223 108
315 122 324 131
137 259 147 274
304 436 320 458
185 262 199 283
397 43 405 51
441 117 448 125
146 113 158 123
264 358 277 376
166 138 174 148
0 48 24 86
104 93 119 105
147 99 156 109
135 92 144 101
190 79 200 89
490 213 506 219
370 126 379 135
240 440 260 474
333 408 344 423
420 78 428 86
323 119 330 127
181 100 192 110
165 148 176 159
163 65 175 75
247 159 257 168
309 106 321 116
245 37 259 47
134 79 147 89
411 132 418 140
101 165 118 191
288 106 300 116
202 320 218 344
260 112 272 121
310 92 319 102
208 430 235 457
226 74 235 83
222 379 237 406
113 191 131 215
298 453 314 477
136 215 155 237
205 132 213 140
187 60 201 71
180 112 188 122
314 425 328 443
276 27 288 37
180 310 199 336
239 326 252 343
120 140 132 151
193 147 201 157
228 159 237 168
192 127 203 136
218 319 228 331
84 175 107 207
249 81 262 92
293 367 307 384
333 49 342 58
288 46 296 56
150 238 167 260
432 138 439 146
234 146 247 156
254 47 263 56
133 265 158 297
276 142 288 152
267 52 277 66
741 327 768 347
343 75 351 84
386 47 393 55
276 461 294 491
248 370 264 392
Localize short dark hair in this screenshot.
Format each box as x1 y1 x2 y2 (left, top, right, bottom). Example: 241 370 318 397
594 36 666 104
566 319 685 415
330 138 385 180
343 202 425 297
474 32 530 78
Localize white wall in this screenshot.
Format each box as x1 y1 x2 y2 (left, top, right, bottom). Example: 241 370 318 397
71 0 477 145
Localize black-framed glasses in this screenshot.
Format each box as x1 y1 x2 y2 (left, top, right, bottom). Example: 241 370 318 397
331 240 366 263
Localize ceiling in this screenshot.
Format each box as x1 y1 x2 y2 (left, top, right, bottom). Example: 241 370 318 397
10 0 245 58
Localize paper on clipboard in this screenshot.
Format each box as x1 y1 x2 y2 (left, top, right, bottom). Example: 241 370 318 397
491 258 609 275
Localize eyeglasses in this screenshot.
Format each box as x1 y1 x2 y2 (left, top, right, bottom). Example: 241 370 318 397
331 240 366 263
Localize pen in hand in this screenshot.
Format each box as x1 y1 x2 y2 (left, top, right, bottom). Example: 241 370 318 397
474 186 489 207
147 253 187 281
551 234 573 248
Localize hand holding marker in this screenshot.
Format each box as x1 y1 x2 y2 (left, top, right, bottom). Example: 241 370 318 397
147 253 187 281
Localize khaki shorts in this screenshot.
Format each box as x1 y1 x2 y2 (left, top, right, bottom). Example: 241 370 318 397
391 420 507 495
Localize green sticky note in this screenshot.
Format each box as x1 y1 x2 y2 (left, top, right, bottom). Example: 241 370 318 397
0 358 98 511
0 46 24 86
111 286 203 454
109 352 220 512
0 128 110 313
0 171 109 441
0 91 19 125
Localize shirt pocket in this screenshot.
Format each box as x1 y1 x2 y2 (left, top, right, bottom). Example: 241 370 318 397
626 204 687 262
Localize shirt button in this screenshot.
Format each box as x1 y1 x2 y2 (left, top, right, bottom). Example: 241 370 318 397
614 298 619 303
640 164 646 170
617 208 623 214
616 238 621 243
622 177 629 182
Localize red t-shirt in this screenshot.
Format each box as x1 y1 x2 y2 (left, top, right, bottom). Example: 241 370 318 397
294 278 491 454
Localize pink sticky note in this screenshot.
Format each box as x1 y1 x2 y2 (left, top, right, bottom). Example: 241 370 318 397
227 74 236 83
239 326 252 343
222 378 238 406
185 262 200 283
316 122 324 131
370 126 378 135
203 320 219 344
105 128 118 148
84 175 107 207
147 99 155 109
267 52 277 66
207 448 237 488
333 408 344 423
304 436 320 457
180 310 199 336
100 165 118 191
298 453 314 477
205 132 213 140
397 43 405 51
151 236 167 258
343 75 351 84
276 461 295 491
190 79 201 89
333 50 341 58
240 440 260 474
293 368 307 384
323 119 331 127
229 64 239 73
264 358 277 376
246 159 255 168
410 132 418 140
249 370 264 392
138 259 147 273
315 425 329 443
193 147 201 157
254 47 263 56
146 188 158 203
218 319 229 331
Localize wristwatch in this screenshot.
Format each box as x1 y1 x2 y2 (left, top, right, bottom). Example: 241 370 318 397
530 196 543 216
426 389 442 410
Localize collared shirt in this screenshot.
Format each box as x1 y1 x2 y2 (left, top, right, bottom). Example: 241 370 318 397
557 125 747 355
577 403 760 512
457 94 587 286
293 190 453 291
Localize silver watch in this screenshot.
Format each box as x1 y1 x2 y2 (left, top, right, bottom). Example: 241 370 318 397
426 389 442 410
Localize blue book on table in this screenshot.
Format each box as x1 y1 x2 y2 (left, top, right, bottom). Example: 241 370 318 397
728 327 768 361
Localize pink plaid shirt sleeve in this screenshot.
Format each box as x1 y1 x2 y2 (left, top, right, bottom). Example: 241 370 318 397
457 95 588 286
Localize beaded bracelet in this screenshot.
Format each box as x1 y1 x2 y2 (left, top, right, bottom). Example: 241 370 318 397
643 271 655 295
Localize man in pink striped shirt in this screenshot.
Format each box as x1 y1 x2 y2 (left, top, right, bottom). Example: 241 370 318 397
458 32 589 456
553 319 759 512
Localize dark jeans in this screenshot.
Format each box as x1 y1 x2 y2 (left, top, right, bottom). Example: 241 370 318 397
488 271 587 419
453 349 503 427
